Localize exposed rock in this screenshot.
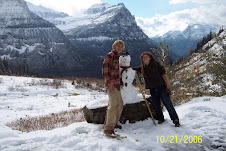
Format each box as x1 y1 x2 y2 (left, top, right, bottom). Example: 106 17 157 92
29 2 158 67
65 3 157 66
0 0 101 77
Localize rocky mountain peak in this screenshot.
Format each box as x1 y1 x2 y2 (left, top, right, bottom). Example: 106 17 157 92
155 24 220 57
26 1 69 19
84 3 112 14
84 2 126 15
59 2 157 66
0 0 34 18
0 1 157 77
0 0 54 29
118 3 125 7
0 0 100 77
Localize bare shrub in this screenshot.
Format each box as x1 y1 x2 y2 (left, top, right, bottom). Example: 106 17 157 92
51 79 64 89
38 79 65 89
8 85 27 92
73 77 105 92
39 79 51 86
6 109 85 132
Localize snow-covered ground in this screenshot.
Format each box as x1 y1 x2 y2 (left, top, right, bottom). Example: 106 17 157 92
0 75 225 151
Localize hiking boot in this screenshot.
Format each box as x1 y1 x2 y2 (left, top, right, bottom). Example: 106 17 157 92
173 119 180 127
115 124 122 129
103 130 115 135
158 120 165 124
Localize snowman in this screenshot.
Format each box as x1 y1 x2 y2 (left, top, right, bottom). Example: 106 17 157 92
119 52 140 104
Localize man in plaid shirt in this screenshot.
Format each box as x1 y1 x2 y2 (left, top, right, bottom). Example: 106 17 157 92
102 40 125 136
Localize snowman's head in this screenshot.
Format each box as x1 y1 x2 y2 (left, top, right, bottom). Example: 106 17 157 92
119 51 131 67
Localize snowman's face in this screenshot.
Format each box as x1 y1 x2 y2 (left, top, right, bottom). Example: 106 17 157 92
119 55 131 66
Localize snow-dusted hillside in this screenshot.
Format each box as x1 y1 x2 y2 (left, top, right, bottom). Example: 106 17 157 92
27 2 146 39
171 30 226 101
0 0 33 18
56 3 120 33
26 1 68 24
160 24 219 40
26 2 157 66
136 15 221 57
0 0 103 77
0 75 225 150
62 3 157 65
159 24 220 57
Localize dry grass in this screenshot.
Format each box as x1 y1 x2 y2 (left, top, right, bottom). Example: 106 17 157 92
6 109 85 132
32 79 65 89
71 77 105 92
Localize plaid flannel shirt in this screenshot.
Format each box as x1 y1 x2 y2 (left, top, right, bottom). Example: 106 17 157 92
102 50 121 90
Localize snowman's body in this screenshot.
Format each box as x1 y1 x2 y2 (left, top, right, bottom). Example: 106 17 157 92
119 53 139 104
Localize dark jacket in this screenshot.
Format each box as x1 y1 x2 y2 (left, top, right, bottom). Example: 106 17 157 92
133 60 166 89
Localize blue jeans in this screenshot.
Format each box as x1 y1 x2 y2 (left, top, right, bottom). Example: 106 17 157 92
150 85 179 121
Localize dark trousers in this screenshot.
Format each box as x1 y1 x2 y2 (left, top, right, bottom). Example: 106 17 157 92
150 85 179 121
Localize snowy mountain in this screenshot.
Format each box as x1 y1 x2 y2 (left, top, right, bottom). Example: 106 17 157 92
161 24 219 40
136 16 222 58
64 3 158 66
26 1 69 25
28 2 158 66
158 24 220 57
169 30 226 103
0 0 101 77
0 75 225 150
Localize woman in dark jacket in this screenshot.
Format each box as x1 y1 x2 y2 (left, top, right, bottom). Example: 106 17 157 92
133 52 180 127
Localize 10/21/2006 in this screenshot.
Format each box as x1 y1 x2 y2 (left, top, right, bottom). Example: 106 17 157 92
156 135 203 144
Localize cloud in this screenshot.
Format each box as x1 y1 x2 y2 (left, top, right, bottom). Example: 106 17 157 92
25 0 102 16
136 11 190 37
189 5 226 25
136 4 226 37
169 0 226 4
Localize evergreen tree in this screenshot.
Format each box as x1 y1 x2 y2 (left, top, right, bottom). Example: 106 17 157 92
0 58 5 74
2 58 10 74
195 30 217 52
218 26 224 35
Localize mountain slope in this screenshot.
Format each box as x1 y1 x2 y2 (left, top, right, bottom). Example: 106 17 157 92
136 15 222 58
158 24 220 57
26 1 69 25
26 1 68 18
169 30 225 103
28 2 158 66
69 3 158 66
0 0 99 77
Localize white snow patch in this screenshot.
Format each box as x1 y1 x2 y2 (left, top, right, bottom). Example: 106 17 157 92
75 36 114 42
38 51 45 55
0 75 225 151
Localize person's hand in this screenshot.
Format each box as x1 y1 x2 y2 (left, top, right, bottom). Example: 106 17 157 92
108 83 114 89
166 81 171 89
166 88 172 95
